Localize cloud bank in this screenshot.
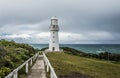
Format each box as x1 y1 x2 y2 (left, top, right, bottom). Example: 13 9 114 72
0 0 120 44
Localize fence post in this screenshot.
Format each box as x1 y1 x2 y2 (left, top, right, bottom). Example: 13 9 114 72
13 71 18 78
50 71 53 78
26 62 28 74
47 64 49 72
44 56 47 66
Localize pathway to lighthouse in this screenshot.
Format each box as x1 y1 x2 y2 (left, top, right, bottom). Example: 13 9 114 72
27 55 46 78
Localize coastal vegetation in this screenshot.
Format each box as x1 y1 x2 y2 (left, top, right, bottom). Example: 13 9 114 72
47 52 120 78
1 40 120 78
42 47 120 62
61 47 120 62
0 39 36 78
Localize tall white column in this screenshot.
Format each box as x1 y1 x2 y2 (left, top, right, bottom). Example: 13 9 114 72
49 16 60 51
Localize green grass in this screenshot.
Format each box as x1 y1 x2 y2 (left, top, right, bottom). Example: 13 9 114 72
47 52 120 78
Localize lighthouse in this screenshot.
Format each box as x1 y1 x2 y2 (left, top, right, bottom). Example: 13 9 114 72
49 16 60 51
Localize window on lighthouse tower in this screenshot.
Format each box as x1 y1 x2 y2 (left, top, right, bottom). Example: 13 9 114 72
53 25 55 28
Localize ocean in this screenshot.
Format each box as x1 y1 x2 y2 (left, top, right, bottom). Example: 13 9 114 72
30 44 120 54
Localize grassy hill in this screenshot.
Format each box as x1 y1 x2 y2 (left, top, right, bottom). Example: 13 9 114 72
47 52 120 78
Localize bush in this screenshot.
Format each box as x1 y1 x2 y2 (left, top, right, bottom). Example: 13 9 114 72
0 39 37 77
0 67 11 78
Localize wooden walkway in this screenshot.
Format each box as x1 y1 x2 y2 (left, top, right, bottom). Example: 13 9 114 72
27 55 46 78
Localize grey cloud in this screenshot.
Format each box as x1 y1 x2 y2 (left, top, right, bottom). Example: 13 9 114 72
0 0 120 43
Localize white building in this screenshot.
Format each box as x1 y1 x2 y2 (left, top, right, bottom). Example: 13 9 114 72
49 16 60 51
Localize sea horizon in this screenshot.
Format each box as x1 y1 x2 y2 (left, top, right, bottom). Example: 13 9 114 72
30 44 120 54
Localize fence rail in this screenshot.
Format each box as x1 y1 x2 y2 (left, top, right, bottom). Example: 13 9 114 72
5 52 58 78
5 52 39 78
43 52 57 78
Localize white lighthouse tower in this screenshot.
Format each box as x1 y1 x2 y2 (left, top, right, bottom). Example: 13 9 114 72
49 16 60 51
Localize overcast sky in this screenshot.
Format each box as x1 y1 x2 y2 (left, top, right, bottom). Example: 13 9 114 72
0 0 120 44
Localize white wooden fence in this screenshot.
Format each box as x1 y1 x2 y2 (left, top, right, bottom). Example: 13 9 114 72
5 52 39 78
43 52 57 78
